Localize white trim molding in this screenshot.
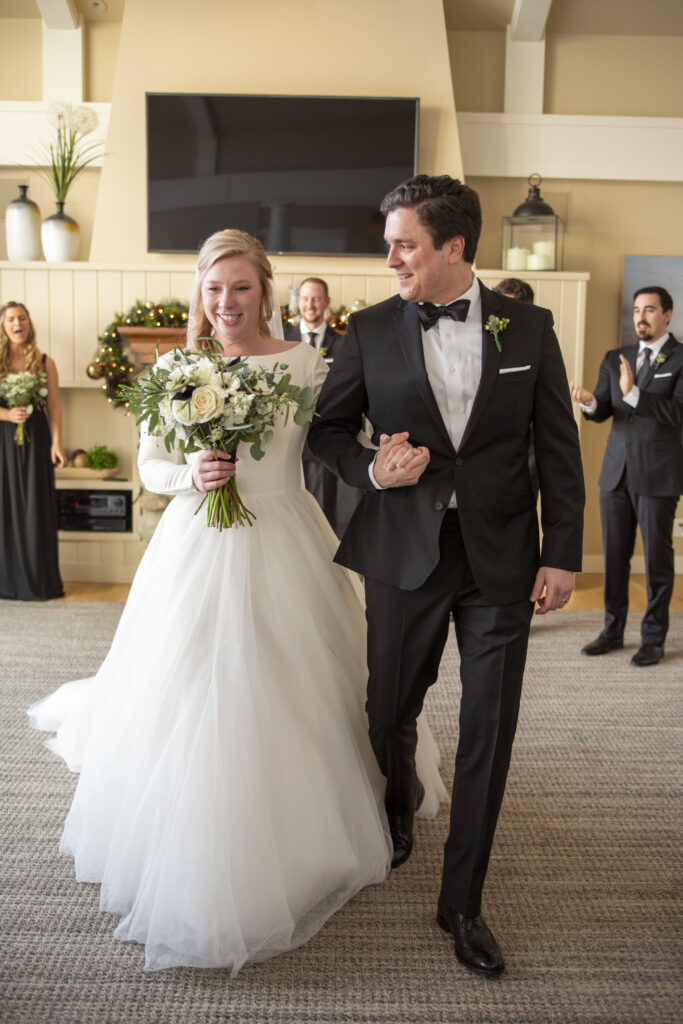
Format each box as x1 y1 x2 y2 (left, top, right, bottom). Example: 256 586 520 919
458 112 683 182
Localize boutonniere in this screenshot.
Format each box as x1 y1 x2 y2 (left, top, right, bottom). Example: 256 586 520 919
319 346 327 359
655 352 669 366
485 315 510 353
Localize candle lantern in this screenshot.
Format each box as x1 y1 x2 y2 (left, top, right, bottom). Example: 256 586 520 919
501 174 563 273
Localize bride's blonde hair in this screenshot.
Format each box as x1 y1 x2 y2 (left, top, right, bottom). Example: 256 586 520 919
0 302 43 382
188 230 274 351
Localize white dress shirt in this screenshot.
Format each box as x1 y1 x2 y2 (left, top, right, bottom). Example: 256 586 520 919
580 332 670 414
301 322 326 350
370 276 483 506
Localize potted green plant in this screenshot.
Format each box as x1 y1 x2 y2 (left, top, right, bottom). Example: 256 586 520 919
32 102 104 262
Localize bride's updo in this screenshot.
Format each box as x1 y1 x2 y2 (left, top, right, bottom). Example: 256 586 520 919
188 229 274 349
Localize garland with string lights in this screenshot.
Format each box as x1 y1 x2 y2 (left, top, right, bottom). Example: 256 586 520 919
87 299 189 407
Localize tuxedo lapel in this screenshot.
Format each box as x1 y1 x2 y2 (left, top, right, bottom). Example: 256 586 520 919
394 301 455 453
457 283 504 452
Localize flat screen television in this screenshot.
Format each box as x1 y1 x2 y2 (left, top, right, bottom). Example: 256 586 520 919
146 93 419 256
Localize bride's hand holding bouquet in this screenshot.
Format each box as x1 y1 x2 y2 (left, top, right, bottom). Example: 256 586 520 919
120 346 316 529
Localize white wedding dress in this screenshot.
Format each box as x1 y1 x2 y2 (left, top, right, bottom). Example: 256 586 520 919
28 342 446 974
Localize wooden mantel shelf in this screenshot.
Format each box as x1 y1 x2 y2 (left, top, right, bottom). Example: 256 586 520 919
117 326 188 365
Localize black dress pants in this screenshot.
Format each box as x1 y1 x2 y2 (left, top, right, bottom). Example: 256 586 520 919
599 474 677 646
365 510 533 917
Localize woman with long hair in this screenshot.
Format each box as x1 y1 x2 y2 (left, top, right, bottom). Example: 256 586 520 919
0 301 65 599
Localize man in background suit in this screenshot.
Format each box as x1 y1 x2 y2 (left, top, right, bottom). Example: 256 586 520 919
284 277 343 359
285 277 358 534
308 174 584 975
571 286 682 666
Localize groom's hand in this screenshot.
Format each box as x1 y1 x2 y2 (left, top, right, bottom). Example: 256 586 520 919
530 567 575 614
373 432 430 488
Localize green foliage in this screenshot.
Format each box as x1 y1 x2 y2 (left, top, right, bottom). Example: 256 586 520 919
90 299 189 408
85 444 118 470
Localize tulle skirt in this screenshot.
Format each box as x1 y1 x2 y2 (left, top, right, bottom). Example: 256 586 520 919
29 487 446 972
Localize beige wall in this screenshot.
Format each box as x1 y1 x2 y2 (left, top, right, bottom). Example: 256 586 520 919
85 21 122 104
447 31 506 113
472 175 683 562
545 35 683 117
90 0 462 264
0 20 42 100
448 30 683 117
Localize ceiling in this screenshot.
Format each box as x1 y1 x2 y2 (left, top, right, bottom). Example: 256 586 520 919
3 0 683 35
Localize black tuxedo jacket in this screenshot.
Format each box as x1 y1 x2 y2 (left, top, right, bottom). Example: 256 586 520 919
284 323 343 360
583 334 683 497
308 283 584 603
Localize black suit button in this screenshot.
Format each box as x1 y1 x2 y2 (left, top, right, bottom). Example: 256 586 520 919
455 457 464 466
434 501 444 511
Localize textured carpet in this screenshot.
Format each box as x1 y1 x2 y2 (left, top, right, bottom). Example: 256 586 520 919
1 601 681 1024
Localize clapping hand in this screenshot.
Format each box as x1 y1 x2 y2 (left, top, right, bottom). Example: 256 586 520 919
618 354 634 395
373 431 430 488
569 382 594 405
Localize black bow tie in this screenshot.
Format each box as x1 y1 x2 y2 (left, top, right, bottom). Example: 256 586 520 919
417 299 470 331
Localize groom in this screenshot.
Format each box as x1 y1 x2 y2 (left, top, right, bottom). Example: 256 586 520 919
307 174 584 975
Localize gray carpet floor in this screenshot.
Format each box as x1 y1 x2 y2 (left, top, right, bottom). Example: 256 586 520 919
1 601 681 1024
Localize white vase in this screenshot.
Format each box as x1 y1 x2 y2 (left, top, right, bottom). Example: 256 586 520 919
41 202 80 262
5 185 42 261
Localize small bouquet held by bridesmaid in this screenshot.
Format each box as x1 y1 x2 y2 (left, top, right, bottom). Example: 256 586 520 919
0 370 49 446
121 347 316 529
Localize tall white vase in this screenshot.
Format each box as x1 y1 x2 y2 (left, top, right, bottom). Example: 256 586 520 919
5 185 42 261
41 202 80 262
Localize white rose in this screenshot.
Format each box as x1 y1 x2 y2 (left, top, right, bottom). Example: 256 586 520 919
190 385 224 423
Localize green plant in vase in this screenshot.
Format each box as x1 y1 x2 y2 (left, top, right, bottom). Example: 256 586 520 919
32 102 104 261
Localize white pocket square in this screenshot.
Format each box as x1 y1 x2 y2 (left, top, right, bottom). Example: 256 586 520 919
653 372 672 378
498 365 531 374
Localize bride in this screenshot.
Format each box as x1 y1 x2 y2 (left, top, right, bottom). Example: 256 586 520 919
28 229 446 974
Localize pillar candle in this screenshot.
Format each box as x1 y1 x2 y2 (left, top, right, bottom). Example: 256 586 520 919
527 253 553 271
505 247 528 270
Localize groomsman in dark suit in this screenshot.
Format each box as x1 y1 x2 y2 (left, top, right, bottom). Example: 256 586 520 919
308 175 584 975
571 286 683 666
285 277 358 534
284 277 344 359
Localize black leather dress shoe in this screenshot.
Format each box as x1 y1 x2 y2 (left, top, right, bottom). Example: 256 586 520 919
630 643 664 666
581 635 623 656
436 901 504 975
389 779 424 869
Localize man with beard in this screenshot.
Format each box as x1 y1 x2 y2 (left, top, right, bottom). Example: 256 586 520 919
571 286 683 666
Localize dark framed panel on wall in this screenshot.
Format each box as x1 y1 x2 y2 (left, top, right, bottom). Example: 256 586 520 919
621 256 683 347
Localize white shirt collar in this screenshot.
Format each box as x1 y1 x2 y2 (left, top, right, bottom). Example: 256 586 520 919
418 276 482 327
639 332 669 357
301 321 325 336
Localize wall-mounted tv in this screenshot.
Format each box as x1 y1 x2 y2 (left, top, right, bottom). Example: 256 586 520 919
146 93 419 256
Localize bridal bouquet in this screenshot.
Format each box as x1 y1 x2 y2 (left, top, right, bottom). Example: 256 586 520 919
120 347 316 529
0 370 49 445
